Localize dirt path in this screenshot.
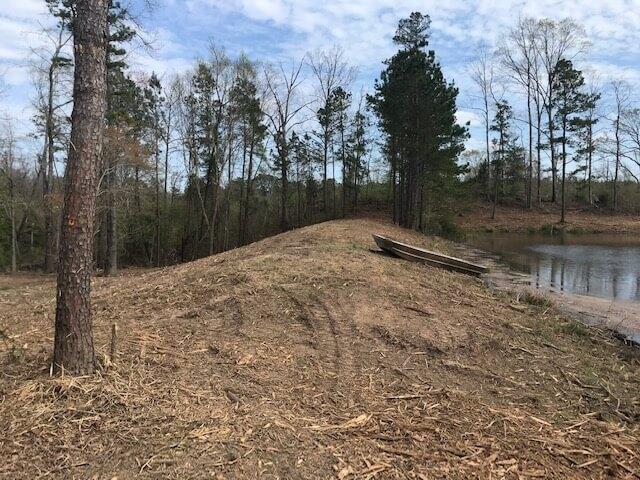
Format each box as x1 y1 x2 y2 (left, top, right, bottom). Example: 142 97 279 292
1 218 639 479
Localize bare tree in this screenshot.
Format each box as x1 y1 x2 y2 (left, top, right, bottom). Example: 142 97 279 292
610 80 630 212
620 108 640 189
469 45 495 198
307 46 355 216
497 17 538 208
264 60 308 232
32 20 73 273
535 18 587 203
53 0 109 374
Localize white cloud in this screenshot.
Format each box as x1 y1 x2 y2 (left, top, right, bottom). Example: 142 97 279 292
456 110 482 128
1 0 639 152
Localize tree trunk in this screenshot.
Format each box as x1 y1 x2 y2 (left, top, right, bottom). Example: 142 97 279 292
561 117 567 223
322 127 328 216
536 108 542 206
280 154 288 232
44 63 57 273
340 119 346 217
105 164 117 276
547 105 557 203
53 0 108 375
154 136 161 267
613 114 621 212
238 134 247 245
242 138 255 246
587 123 593 205
9 176 17 273
526 81 533 209
484 98 491 200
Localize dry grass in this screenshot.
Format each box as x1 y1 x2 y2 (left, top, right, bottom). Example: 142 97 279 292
1 218 639 479
457 203 640 234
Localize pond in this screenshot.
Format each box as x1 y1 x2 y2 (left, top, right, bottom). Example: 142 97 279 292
466 232 640 302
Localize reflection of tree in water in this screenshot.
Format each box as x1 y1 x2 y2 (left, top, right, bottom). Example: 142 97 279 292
470 233 640 301
530 246 640 300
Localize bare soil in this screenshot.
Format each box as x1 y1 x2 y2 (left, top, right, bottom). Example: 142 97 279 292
457 203 640 234
1 219 639 479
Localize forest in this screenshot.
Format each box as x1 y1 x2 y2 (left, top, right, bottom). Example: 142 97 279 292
1 6 639 275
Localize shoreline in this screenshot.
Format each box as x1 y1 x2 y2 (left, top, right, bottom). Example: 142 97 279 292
456 203 640 235
448 240 640 345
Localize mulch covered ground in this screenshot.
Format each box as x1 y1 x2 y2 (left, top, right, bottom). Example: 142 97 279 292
1 218 639 478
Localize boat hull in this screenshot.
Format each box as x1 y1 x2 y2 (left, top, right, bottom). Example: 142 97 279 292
373 234 488 276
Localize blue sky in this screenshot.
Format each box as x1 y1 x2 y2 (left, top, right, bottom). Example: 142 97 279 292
1 0 639 156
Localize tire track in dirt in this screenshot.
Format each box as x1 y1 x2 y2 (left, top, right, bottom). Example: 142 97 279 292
287 292 360 387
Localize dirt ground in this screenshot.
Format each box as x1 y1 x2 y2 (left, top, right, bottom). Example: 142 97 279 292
457 203 640 234
1 218 639 479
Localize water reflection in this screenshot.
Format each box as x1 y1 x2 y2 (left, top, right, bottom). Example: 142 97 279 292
468 233 640 301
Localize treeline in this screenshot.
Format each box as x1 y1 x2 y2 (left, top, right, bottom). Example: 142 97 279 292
3 10 640 273
467 17 640 220
0 2 379 272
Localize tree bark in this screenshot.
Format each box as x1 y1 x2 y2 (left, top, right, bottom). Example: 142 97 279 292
53 0 108 375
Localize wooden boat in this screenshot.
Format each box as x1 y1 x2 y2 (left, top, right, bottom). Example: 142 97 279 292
373 234 489 276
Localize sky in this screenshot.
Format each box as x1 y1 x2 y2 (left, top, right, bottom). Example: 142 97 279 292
1 0 639 156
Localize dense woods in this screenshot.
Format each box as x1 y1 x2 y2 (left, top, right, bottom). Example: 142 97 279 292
1 9 640 274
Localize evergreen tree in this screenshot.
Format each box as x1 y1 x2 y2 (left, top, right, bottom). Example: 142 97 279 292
369 12 468 230
570 88 600 205
230 65 267 244
490 101 515 219
552 59 588 223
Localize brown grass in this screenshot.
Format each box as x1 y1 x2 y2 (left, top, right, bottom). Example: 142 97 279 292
1 218 639 479
457 203 640 234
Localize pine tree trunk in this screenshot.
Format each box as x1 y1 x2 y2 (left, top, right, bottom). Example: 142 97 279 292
242 139 255 246
155 137 161 267
323 128 328 216
280 155 288 232
53 0 108 375
238 135 247 245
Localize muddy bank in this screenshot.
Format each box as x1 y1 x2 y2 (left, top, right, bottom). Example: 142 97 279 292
456 203 640 235
449 241 640 344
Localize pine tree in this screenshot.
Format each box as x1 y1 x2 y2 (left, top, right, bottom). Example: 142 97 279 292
490 101 515 219
53 0 108 374
369 12 468 230
552 59 588 223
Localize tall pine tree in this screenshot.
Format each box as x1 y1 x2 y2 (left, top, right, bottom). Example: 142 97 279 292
369 12 468 230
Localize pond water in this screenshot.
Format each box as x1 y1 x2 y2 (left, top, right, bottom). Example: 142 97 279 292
466 232 640 302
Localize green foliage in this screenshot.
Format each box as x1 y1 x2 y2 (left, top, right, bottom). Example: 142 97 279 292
369 11 468 230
